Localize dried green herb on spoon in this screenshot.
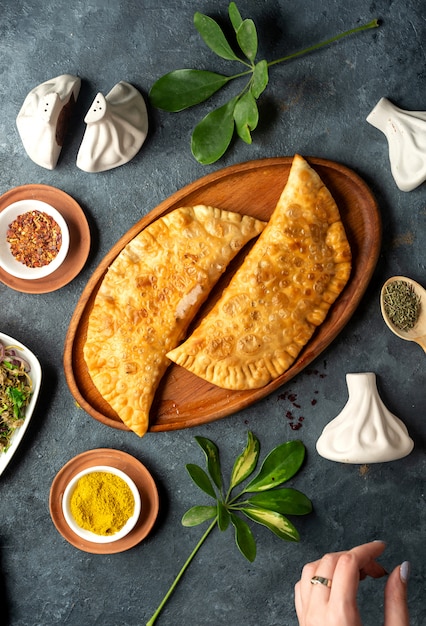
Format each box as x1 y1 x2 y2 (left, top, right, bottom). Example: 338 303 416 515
146 433 312 625
382 279 421 331
149 2 379 164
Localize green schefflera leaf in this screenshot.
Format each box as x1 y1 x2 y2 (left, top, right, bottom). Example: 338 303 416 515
251 60 269 99
241 507 300 542
247 488 313 516
236 18 258 62
186 463 217 499
244 440 306 492
217 501 231 531
149 69 229 112
182 505 217 527
230 431 260 490
191 96 238 164
149 9 380 171
146 433 313 626
195 436 222 490
194 11 241 62
230 513 257 562
233 91 259 144
228 2 243 31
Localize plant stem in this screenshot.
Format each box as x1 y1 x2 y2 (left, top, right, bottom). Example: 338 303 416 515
146 518 217 626
195 19 379 90
267 19 379 67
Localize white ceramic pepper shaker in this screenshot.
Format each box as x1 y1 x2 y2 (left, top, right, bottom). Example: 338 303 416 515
316 372 414 463
367 97 426 192
76 81 148 172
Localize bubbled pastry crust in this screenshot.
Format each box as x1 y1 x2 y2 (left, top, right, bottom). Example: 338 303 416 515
83 205 266 436
166 155 352 390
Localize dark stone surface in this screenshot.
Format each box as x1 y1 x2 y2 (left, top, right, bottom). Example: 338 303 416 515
0 1 425 625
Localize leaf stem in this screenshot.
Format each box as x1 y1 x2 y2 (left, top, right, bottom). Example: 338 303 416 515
187 19 379 93
146 518 217 626
267 18 379 67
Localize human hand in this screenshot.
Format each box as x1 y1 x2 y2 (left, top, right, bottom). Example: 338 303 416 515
294 541 410 626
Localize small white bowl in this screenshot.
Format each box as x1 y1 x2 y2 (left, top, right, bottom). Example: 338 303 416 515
62 465 141 544
0 198 70 279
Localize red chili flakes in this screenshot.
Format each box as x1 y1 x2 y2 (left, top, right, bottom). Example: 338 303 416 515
277 367 327 430
6 210 62 268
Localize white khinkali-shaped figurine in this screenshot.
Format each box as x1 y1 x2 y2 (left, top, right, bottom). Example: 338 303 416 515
367 97 426 192
316 372 414 463
16 74 81 170
76 81 148 172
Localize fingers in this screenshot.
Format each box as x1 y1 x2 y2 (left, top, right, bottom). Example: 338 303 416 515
295 556 334 625
295 559 329 623
294 580 303 624
329 551 360 604
294 543 410 626
348 540 387 570
298 541 385 578
359 559 388 580
384 563 410 626
295 550 362 626
294 542 388 626
312 542 388 600
348 541 388 580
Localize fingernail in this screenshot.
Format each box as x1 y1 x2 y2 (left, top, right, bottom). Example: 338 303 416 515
400 561 411 583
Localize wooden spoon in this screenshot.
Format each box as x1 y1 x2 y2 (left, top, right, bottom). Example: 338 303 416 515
380 275 426 352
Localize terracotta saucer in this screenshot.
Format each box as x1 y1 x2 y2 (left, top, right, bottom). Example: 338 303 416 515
0 184 90 293
49 448 159 554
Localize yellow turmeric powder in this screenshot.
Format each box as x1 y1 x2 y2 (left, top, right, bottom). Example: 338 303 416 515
70 471 135 535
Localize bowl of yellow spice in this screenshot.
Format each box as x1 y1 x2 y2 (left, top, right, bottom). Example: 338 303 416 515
62 465 141 543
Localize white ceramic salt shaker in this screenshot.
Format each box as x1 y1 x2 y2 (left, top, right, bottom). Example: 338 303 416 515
367 97 426 192
16 74 81 169
316 372 414 463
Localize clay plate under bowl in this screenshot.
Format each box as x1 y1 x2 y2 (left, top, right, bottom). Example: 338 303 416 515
0 198 70 279
49 449 159 554
64 156 381 433
0 184 90 293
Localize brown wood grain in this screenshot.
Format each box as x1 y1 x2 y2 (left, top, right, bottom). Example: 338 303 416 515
63 156 381 432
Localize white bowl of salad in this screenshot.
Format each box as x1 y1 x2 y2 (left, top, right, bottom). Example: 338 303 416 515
0 332 42 475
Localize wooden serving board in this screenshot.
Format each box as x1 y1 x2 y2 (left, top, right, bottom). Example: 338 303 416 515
63 157 381 432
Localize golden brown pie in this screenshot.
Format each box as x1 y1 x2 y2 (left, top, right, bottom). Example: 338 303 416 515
83 205 265 436
167 155 352 390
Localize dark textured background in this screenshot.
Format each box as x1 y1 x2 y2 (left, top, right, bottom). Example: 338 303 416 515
0 1 425 625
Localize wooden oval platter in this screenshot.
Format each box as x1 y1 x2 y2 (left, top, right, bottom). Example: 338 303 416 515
63 156 381 432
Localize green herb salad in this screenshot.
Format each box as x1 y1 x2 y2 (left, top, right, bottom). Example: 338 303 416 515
0 340 32 453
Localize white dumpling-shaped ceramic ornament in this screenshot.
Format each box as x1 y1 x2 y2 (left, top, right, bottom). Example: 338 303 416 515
316 372 414 463
76 81 148 172
367 97 426 191
16 74 81 170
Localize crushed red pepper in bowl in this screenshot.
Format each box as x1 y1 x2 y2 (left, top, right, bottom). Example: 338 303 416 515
7 210 62 268
0 198 70 280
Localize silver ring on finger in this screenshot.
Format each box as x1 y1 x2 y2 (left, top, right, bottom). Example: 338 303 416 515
310 575 332 588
